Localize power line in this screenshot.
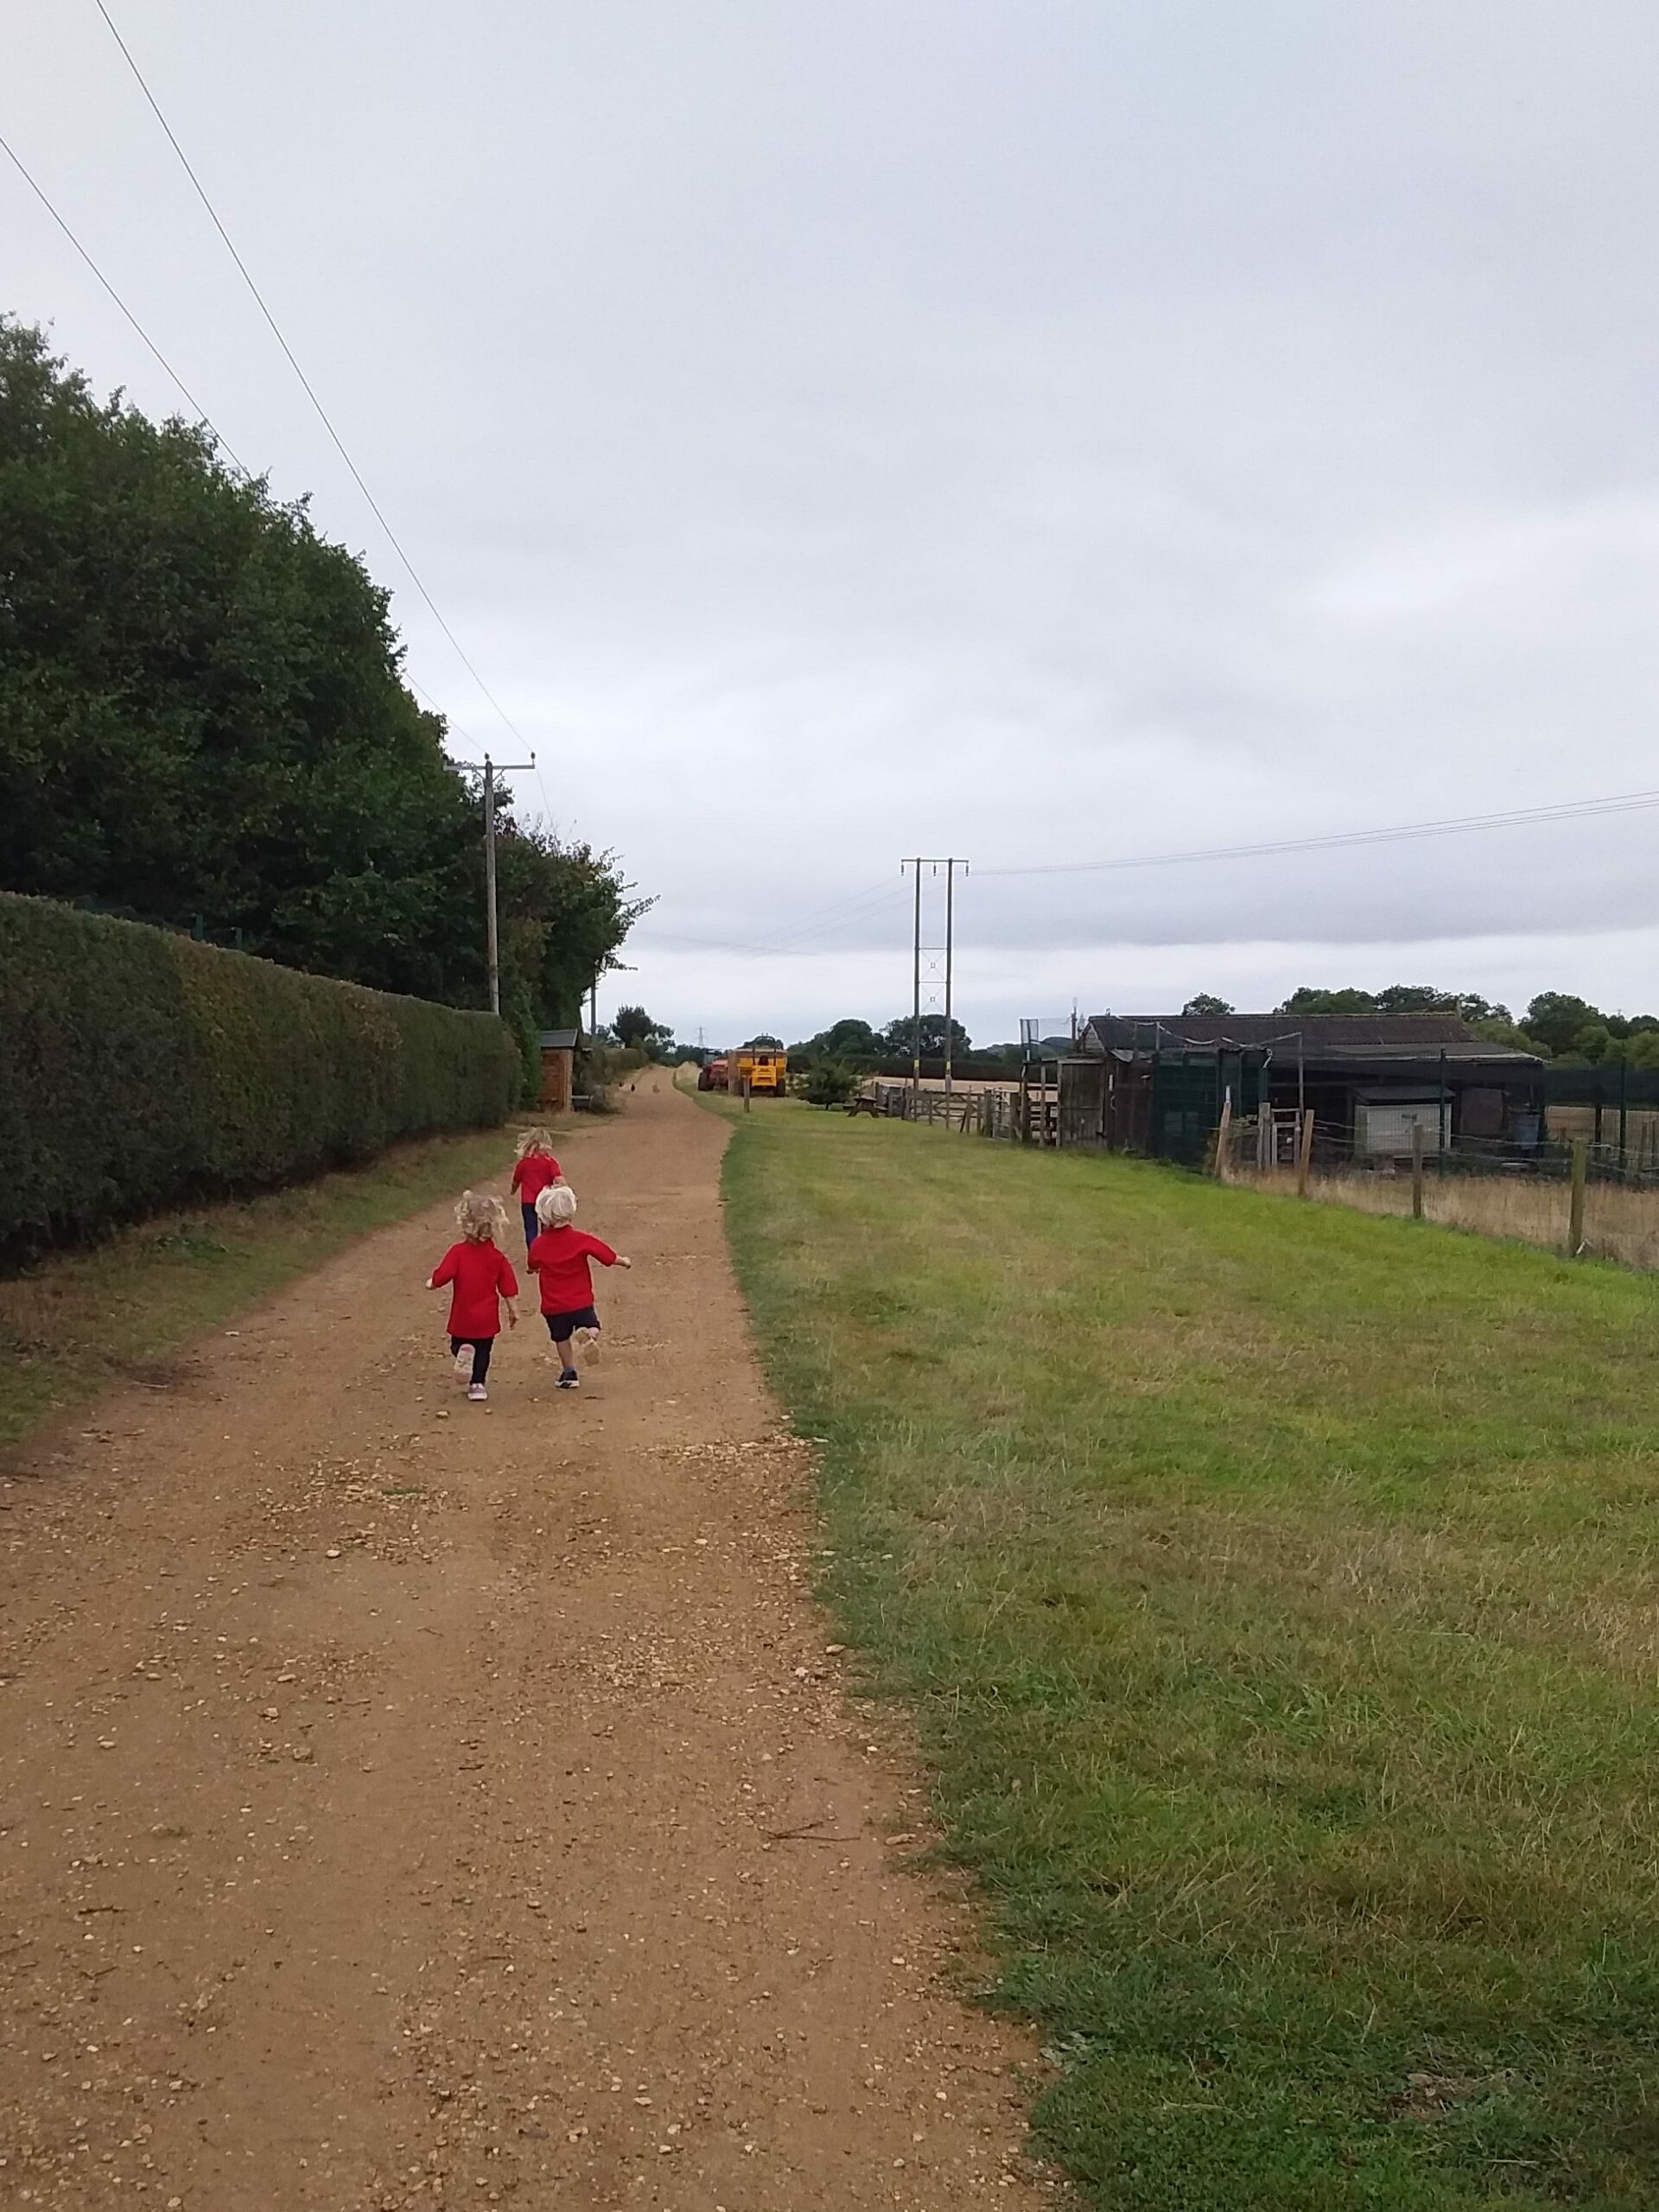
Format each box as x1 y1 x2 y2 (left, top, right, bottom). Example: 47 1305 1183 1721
633 788 1659 962
404 673 489 761
976 788 1659 878
644 879 899 954
1 124 248 473
639 879 906 960
92 0 536 754
6 110 503 796
4 103 497 778
534 758 560 829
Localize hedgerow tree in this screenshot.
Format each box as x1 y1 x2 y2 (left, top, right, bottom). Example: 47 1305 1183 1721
879 1014 972 1059
493 822 651 1028
0 317 643 1017
614 1005 672 1051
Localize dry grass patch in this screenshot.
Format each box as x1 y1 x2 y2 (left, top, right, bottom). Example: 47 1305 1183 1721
1242 1160 1659 1271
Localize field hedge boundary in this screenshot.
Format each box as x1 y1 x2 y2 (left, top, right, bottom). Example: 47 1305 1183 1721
0 892 518 1249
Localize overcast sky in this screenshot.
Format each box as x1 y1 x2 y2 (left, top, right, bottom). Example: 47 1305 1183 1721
10 3 1659 1044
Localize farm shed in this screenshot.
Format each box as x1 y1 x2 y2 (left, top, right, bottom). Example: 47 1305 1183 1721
536 1027 581 1113
1073 1014 1546 1165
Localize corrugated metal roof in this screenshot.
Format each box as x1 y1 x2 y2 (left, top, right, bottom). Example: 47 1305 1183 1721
1085 1012 1476 1048
1082 1014 1541 1068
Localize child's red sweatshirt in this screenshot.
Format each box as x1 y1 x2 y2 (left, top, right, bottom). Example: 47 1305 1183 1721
510 1152 563 1205
430 1240 519 1338
526 1226 618 1313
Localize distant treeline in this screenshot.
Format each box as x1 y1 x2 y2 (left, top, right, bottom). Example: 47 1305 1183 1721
783 1016 1016 1069
772 991 1659 1075
1192 988 1658 1067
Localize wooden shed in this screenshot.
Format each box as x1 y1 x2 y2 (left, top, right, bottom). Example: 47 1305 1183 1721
1077 1014 1545 1163
537 1027 580 1113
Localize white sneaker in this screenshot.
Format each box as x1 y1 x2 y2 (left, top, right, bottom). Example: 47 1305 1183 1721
574 1325 601 1363
454 1344 475 1382
467 1382 487 1402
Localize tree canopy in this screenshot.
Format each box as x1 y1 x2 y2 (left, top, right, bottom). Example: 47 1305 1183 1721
0 317 643 1018
613 1004 673 1052
1258 982 1659 1065
787 1018 883 1065
878 1014 973 1060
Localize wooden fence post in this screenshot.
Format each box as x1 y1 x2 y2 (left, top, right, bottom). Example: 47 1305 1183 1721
1569 1137 1587 1256
1215 1092 1232 1182
1296 1109 1314 1198
1411 1124 1425 1219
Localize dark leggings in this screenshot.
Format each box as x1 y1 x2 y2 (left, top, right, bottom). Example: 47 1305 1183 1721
521 1201 539 1250
449 1336 493 1384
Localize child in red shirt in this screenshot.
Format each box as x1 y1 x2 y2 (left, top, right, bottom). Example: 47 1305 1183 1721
525 1184 630 1389
510 1128 565 1253
426 1191 519 1402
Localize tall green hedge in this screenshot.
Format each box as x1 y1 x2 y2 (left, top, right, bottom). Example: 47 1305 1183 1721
0 892 518 1249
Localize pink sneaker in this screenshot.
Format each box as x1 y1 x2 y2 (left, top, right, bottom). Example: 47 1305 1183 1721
467 1382 487 1403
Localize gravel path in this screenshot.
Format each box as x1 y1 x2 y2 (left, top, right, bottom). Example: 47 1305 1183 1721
1 1068 1047 2209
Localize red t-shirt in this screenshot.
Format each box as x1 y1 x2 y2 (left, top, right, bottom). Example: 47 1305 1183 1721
526 1226 618 1313
511 1152 563 1204
430 1240 519 1338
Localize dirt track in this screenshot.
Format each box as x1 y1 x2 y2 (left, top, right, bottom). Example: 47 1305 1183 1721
0 1070 1045 2209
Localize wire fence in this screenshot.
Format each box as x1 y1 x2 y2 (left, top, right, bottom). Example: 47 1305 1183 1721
854 1073 1659 1269
1216 1109 1659 1268
1218 1106 1659 1188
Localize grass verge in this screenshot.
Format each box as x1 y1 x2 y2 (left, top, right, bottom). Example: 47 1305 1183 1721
718 1098 1659 2212
0 1123 518 1452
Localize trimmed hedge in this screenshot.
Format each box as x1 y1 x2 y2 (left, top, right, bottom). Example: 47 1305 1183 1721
0 892 518 1249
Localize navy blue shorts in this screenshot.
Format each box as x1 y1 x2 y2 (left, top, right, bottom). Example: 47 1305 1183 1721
543 1305 600 1341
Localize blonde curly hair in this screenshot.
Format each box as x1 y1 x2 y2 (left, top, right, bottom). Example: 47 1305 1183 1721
514 1125 557 1160
535 1183 578 1228
454 1189 509 1243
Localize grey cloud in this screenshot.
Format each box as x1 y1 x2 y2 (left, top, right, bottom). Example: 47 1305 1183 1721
10 2 1659 1037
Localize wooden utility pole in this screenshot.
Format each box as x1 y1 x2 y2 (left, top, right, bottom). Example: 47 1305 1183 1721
482 753 537 1015
943 859 957 1106
901 857 968 1113
1569 1137 1587 1255
908 859 922 1111
1296 1109 1315 1198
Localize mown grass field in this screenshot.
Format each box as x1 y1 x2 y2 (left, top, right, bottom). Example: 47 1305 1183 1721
717 1098 1659 2211
0 1122 519 1452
